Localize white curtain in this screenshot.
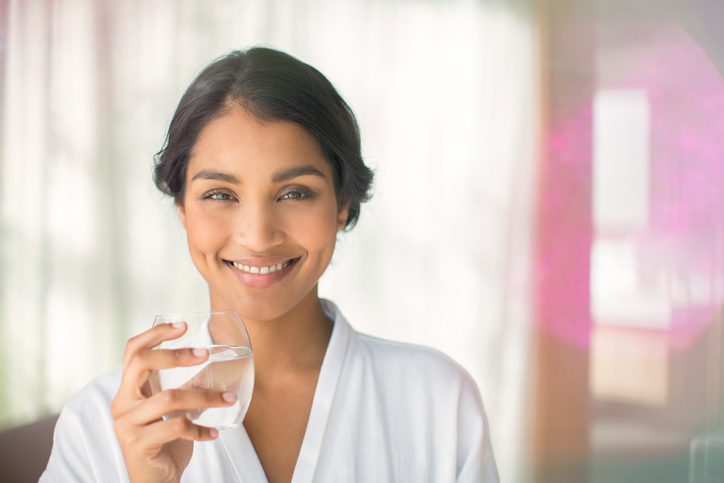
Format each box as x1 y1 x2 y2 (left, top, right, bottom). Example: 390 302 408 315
1 1 539 481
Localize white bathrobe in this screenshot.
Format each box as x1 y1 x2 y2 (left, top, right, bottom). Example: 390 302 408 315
41 299 499 482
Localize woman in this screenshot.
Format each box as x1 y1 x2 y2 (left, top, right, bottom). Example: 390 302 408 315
41 47 498 483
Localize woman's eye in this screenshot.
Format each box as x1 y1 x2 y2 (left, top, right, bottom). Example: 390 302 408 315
279 190 311 201
203 191 234 201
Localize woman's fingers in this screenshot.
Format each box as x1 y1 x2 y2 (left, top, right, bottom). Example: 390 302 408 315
114 388 232 452
123 322 187 366
138 417 218 452
117 416 218 457
121 347 210 398
114 323 207 414
127 388 237 426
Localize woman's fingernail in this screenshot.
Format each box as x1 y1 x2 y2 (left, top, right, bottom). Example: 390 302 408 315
209 428 218 438
192 348 207 358
222 392 237 402
172 322 185 329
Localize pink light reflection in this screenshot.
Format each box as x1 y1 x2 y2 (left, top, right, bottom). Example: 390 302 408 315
535 22 724 350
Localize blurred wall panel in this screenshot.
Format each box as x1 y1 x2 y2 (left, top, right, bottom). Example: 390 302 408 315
588 2 724 483
532 2 724 482
532 0 595 481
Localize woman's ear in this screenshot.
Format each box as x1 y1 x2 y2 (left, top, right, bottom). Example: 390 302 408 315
337 199 350 231
176 200 187 229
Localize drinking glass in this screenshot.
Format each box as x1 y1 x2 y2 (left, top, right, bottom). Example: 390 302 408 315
148 311 254 430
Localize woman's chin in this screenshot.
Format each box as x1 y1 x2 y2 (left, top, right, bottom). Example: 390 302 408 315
237 308 285 325
223 294 299 325
210 280 319 324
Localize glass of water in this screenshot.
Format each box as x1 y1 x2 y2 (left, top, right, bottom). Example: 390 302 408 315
148 311 254 430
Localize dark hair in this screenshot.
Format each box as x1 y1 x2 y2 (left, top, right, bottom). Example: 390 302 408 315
153 47 374 231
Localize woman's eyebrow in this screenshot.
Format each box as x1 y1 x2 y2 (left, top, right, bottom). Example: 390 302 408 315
190 170 240 184
190 165 325 184
272 165 326 182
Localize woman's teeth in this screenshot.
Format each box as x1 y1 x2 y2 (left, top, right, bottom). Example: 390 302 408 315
231 259 294 274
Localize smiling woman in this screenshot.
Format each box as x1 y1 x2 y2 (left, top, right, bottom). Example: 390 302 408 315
39 47 499 483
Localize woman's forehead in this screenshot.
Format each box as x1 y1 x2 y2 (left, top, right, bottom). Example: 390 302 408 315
187 106 332 181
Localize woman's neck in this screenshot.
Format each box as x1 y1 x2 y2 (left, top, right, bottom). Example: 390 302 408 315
210 289 333 383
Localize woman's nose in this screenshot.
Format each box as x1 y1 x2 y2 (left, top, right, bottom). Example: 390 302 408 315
233 203 285 252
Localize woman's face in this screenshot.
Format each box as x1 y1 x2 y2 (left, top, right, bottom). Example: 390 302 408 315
178 105 348 322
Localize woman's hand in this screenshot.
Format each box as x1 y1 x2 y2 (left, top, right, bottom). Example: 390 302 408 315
111 323 237 483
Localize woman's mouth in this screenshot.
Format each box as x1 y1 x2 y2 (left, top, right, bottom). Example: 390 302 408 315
226 257 298 274
223 256 301 287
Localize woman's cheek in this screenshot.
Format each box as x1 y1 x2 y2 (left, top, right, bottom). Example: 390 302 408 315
187 211 231 259
292 200 338 230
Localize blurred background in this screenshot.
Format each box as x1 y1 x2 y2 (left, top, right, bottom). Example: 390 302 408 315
1 0 722 482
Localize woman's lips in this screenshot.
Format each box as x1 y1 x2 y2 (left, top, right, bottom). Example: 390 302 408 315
224 257 300 288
